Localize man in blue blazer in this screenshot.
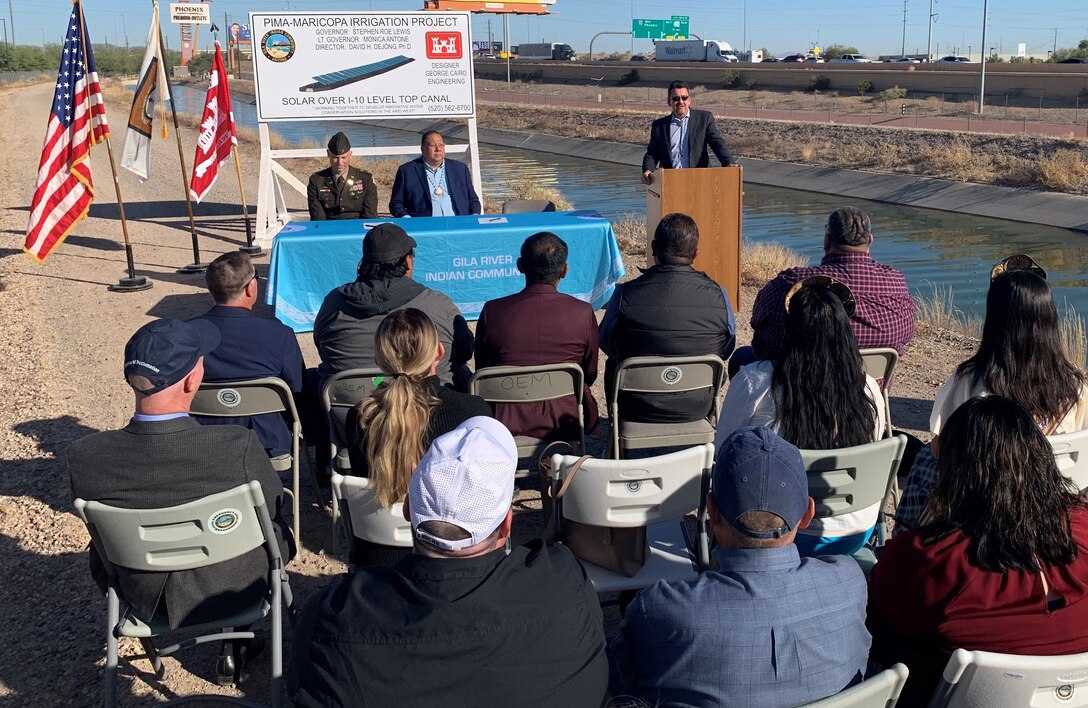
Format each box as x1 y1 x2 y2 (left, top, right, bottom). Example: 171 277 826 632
390 131 482 217
641 80 735 185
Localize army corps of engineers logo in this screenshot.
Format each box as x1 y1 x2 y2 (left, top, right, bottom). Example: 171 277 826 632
261 30 296 63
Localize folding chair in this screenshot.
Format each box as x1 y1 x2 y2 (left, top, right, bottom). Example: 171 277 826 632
929 648 1088 707
1049 428 1088 493
331 473 413 570
470 363 586 477
859 348 898 439
802 664 909 707
74 481 293 708
319 368 384 479
609 355 726 459
192 377 320 543
545 443 714 593
799 435 907 574
501 199 556 213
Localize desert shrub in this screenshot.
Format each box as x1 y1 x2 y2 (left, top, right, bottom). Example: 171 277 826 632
806 75 831 92
613 213 646 257
502 179 574 211
880 86 908 100
856 80 874 95
720 70 741 89
745 78 758 90
1036 150 1088 191
617 69 639 86
741 241 809 285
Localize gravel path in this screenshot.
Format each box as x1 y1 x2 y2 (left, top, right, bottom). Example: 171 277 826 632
0 80 970 707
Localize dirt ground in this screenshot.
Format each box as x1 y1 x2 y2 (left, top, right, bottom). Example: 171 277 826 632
0 80 973 707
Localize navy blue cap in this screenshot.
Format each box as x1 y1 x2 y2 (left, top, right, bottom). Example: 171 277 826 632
123 319 221 394
713 427 809 539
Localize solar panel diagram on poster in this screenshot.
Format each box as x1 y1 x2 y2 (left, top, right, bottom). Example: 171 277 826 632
300 55 414 92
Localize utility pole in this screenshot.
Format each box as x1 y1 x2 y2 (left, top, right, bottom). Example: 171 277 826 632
7 0 14 47
978 0 988 113
487 18 492 53
927 0 937 61
901 0 908 58
122 15 128 49
1054 28 1058 56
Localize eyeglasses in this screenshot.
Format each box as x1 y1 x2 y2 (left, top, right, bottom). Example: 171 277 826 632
670 94 691 103
246 270 264 287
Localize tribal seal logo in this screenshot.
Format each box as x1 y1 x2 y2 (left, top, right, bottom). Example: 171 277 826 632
209 509 242 534
626 481 642 493
1056 684 1074 701
216 388 241 408
261 30 295 63
661 366 683 385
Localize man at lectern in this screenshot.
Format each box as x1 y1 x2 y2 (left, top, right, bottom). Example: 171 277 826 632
307 132 378 220
641 81 735 185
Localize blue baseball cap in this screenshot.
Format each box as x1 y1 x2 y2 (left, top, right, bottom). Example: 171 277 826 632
713 427 809 539
123 318 220 394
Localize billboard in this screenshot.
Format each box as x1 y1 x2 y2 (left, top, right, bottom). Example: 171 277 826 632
250 12 476 122
170 3 211 24
229 22 253 45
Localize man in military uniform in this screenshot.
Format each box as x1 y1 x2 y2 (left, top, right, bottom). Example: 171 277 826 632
307 132 378 220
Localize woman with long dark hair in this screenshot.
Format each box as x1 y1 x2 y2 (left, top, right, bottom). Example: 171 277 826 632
717 278 883 555
869 396 1088 704
345 308 491 564
896 263 1088 531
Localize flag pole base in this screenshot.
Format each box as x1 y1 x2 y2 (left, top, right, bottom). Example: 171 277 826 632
108 276 153 293
239 244 264 256
177 262 209 274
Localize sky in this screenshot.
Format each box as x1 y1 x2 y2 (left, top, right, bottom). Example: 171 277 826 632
5 0 1087 60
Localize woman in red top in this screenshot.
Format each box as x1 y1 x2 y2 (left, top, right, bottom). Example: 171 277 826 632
868 395 1088 705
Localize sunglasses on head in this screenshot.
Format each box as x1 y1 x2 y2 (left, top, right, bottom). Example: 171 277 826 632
784 275 857 317
990 254 1047 282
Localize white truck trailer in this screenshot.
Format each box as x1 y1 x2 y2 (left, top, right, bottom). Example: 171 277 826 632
655 39 738 62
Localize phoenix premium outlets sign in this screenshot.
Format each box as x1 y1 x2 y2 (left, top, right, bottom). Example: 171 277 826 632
249 11 476 121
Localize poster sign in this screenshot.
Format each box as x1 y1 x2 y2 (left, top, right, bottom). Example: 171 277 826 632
170 3 211 24
250 11 476 122
229 23 253 45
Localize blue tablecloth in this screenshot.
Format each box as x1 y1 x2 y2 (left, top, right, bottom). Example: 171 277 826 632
266 211 625 332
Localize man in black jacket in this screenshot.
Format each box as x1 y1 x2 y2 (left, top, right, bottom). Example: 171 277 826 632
599 212 736 423
67 318 294 685
641 80 735 185
290 417 608 708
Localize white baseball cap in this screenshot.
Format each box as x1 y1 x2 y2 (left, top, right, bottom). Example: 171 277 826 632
408 416 517 551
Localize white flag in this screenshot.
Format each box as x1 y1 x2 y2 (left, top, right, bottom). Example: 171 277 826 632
121 3 170 181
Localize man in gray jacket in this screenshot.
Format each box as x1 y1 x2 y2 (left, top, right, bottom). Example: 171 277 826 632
313 222 474 390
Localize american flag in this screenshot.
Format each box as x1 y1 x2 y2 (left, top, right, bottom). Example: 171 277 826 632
24 2 109 263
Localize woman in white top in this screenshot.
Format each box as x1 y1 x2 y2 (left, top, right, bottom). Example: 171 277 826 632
717 277 884 556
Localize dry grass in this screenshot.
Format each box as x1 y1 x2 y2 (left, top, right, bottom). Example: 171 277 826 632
613 213 646 256
1061 306 1088 369
741 241 809 286
914 284 982 337
1036 150 1088 192
500 178 574 210
800 143 817 161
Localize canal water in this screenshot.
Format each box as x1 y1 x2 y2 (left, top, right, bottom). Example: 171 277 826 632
171 84 1088 317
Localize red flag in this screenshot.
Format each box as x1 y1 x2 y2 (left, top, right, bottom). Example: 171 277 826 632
189 41 237 203
25 1 110 263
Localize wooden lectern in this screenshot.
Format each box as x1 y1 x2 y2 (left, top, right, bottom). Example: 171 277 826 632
646 166 743 310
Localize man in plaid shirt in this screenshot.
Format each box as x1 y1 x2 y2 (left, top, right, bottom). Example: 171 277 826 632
737 207 915 373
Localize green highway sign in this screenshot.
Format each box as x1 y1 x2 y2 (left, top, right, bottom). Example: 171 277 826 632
632 16 689 40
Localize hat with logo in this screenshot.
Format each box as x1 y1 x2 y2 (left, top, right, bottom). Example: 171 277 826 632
713 426 809 539
408 416 517 551
327 131 351 156
123 319 221 395
362 222 417 264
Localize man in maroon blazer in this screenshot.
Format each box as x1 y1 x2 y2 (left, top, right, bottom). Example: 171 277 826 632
475 232 600 441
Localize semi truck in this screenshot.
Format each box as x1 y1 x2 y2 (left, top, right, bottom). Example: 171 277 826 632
514 42 576 61
655 39 739 63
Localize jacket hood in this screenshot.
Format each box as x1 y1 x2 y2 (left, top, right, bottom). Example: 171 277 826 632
334 276 426 318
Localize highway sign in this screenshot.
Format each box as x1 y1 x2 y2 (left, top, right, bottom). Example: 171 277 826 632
632 16 689 40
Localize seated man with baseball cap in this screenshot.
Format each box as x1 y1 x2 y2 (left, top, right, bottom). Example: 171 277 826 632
289 417 608 708
67 318 295 686
609 426 871 708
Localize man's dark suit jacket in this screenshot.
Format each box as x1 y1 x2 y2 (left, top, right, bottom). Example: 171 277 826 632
641 109 735 173
475 283 600 440
67 417 294 629
389 157 482 218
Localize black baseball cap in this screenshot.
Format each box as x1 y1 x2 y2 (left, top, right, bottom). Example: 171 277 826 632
362 223 417 263
123 319 221 394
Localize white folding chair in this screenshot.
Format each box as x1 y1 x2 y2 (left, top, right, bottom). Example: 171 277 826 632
320 368 384 477
1049 428 1088 494
799 435 907 574
803 664 909 707
192 376 319 543
859 348 898 439
470 363 586 476
331 472 413 570
929 648 1088 707
74 481 292 708
609 355 726 459
545 443 714 593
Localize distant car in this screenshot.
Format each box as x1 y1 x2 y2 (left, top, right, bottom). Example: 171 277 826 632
782 54 806 62
805 56 825 63
893 57 921 63
762 56 779 62
938 55 972 63
832 54 874 63
1059 57 1088 64
629 55 647 61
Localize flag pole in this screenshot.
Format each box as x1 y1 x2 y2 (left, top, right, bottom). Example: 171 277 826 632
157 15 207 274
77 0 151 292
212 23 258 255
